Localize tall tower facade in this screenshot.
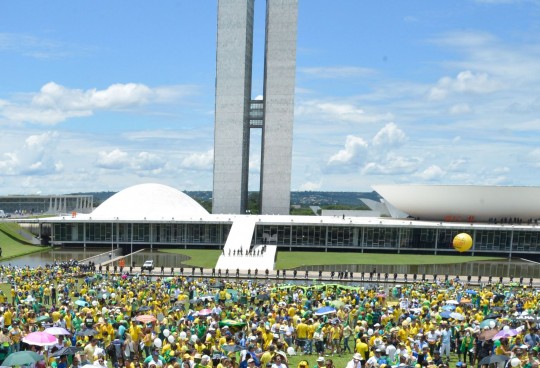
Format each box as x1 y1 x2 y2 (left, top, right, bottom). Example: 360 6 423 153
213 0 298 215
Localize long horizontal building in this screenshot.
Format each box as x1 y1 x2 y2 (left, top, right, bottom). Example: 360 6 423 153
19 183 540 262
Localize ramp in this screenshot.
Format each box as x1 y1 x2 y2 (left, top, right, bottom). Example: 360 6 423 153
215 217 276 270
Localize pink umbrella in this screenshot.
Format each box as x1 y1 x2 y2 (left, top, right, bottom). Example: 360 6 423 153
198 309 213 316
492 328 518 340
22 331 58 346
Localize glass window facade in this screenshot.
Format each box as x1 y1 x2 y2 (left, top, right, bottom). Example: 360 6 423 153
51 220 540 255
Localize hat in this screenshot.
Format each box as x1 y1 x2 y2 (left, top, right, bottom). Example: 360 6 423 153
152 350 159 355
194 353 202 359
353 353 362 361
317 357 325 363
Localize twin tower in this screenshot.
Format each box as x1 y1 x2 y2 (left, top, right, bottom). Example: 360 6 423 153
212 0 298 215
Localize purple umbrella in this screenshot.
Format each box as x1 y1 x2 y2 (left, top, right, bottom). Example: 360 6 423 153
492 328 518 340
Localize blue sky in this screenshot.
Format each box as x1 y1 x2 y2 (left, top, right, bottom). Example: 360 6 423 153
1 0 540 195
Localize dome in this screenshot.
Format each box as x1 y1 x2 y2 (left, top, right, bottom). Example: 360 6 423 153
91 183 208 220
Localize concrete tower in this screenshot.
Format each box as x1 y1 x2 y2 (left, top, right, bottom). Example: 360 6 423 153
213 0 298 215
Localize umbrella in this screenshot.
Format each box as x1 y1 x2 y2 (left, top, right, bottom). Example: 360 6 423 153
75 328 98 337
478 328 499 341
446 300 459 305
465 289 478 295
440 311 452 319
441 305 456 311
75 300 89 307
479 355 510 366
218 320 247 328
36 315 52 323
45 326 71 336
134 314 157 323
450 312 465 321
486 314 502 320
199 308 213 316
221 344 243 353
255 294 270 301
493 329 519 340
314 306 337 316
480 319 497 329
23 295 36 303
22 331 58 346
51 346 83 357
2 351 44 366
137 305 152 312
460 298 471 304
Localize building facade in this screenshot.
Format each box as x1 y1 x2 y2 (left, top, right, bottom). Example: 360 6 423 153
213 0 298 216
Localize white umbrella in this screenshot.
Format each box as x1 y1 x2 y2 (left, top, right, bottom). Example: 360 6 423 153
45 326 71 336
450 312 465 320
446 300 459 305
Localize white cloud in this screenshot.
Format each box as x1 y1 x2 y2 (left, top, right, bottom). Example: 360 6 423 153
429 70 501 100
0 131 61 175
328 135 368 165
362 154 422 175
296 100 393 124
96 149 130 170
417 165 446 181
180 149 214 171
0 82 194 125
372 123 406 148
132 152 165 172
299 181 322 191
449 103 472 115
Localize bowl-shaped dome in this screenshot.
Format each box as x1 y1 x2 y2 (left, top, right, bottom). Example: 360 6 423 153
91 183 208 220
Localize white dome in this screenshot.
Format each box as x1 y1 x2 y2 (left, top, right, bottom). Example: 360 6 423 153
91 183 208 220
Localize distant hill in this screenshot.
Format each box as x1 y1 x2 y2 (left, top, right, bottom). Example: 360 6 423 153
70 190 382 211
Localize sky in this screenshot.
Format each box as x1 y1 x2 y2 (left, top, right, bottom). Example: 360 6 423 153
1 0 540 195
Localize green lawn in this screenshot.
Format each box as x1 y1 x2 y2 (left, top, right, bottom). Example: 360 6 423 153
0 222 51 260
275 252 502 269
158 248 502 270
159 249 222 268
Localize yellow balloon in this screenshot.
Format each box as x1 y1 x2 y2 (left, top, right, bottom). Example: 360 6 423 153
453 233 473 252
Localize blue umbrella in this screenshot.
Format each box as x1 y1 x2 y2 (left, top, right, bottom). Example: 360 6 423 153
441 305 456 311
440 311 452 319
466 289 478 295
314 306 336 316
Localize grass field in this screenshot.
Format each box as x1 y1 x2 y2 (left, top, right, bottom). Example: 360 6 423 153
159 249 222 268
159 248 502 270
0 222 51 261
275 252 502 269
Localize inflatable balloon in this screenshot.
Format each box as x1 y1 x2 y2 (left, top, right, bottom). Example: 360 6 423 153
453 233 473 252
503 326 510 331
163 329 170 337
168 335 175 343
489 321 496 328
154 338 162 348
368 328 374 336
510 358 521 367
111 293 116 299
179 331 187 340
92 300 98 307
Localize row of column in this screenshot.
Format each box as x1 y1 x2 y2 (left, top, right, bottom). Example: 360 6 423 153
48 196 93 214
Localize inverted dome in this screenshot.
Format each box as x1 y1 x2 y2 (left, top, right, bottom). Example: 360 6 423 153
91 183 208 220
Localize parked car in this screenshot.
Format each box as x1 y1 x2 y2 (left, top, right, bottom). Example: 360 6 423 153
142 260 154 271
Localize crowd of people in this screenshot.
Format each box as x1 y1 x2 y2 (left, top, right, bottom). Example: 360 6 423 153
0 263 537 368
